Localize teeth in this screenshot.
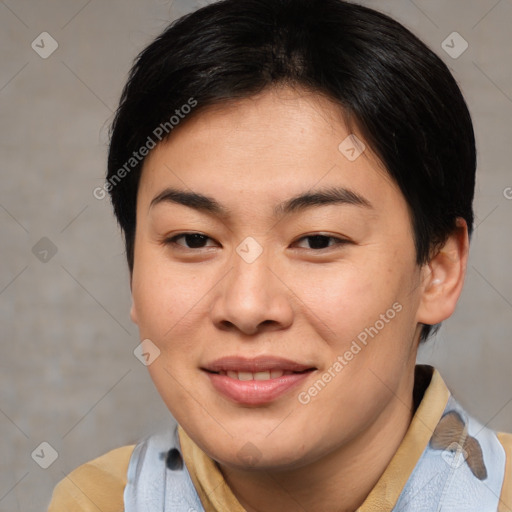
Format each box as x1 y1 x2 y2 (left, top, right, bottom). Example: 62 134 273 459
221 370 287 380
254 371 271 380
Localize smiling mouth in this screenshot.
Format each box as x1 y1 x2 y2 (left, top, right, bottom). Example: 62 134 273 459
206 369 313 381
202 357 316 405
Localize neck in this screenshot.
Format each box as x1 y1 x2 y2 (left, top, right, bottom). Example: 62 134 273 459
219 369 417 512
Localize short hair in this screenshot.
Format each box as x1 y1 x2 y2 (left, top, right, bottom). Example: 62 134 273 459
107 0 476 342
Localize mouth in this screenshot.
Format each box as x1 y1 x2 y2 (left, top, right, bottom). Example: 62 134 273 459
203 355 315 374
202 356 316 405
208 369 311 381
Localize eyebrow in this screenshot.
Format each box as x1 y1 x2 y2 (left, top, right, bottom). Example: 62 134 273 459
149 186 373 218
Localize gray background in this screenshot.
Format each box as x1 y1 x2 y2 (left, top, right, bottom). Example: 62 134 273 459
1 0 511 510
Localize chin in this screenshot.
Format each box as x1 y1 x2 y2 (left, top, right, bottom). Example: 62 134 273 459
214 446 309 472
195 425 318 471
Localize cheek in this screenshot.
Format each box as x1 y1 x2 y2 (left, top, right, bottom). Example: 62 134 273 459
131 254 209 350
300 259 420 381
132 261 208 411
293 260 398 341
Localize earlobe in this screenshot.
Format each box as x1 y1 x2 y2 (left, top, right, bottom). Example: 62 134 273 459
416 218 469 326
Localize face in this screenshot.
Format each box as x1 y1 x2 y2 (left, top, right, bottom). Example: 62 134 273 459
130 86 426 471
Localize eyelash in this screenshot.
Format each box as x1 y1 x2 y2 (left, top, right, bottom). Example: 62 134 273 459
163 232 350 251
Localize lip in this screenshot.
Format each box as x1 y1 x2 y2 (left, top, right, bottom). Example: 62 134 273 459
203 356 314 373
202 356 316 406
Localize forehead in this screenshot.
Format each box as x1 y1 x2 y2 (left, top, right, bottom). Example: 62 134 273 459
137 86 401 217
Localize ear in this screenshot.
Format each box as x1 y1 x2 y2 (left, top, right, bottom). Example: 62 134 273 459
416 218 469 326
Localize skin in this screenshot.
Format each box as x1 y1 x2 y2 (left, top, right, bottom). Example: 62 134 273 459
129 86 469 512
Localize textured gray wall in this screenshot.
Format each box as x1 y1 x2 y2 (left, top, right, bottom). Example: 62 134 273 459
1 1 511 510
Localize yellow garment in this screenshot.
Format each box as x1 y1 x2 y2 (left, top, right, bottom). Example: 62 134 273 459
48 444 134 512
498 432 512 512
48 368 512 511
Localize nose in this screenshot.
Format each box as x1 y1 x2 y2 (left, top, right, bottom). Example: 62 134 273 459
209 248 294 336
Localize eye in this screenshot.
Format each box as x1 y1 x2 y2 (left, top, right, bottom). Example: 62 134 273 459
163 232 349 251
165 232 218 249
293 234 350 250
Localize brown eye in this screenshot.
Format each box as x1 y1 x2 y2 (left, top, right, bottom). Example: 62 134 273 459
166 233 217 249
294 235 349 250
